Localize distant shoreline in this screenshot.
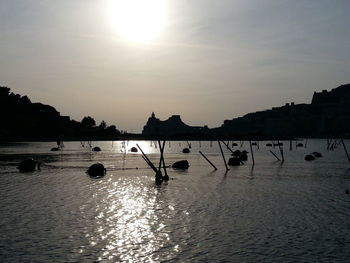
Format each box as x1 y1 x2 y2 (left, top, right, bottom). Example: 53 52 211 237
1 135 347 143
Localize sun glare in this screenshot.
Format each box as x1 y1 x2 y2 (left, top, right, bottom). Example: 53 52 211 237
109 0 167 43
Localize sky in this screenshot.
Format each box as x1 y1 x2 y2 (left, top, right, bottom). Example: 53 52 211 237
1 0 350 132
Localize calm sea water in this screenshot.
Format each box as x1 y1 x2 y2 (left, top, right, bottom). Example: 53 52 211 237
1 140 350 262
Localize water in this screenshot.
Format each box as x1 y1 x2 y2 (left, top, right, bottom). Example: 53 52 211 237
1 140 350 262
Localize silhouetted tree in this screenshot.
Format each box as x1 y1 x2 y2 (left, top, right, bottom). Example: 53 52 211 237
105 125 120 135
19 96 31 106
81 116 96 128
99 120 107 129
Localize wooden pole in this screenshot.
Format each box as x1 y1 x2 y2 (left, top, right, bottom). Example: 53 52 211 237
221 140 235 154
159 140 168 179
158 140 162 171
218 141 229 171
341 138 350 162
199 151 218 170
277 140 284 161
137 144 158 173
249 140 255 165
270 150 281 161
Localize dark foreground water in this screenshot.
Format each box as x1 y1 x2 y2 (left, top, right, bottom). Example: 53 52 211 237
1 140 350 262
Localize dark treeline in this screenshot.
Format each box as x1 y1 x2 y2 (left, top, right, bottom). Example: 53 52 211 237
0 86 121 141
2 83 350 141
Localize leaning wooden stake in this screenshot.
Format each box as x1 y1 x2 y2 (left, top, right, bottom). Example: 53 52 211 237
199 151 218 170
270 150 281 161
249 140 255 165
158 140 168 180
341 138 350 162
137 144 158 173
218 141 229 171
277 140 284 161
221 140 235 155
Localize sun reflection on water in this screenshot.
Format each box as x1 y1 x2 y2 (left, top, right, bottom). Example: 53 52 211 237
82 178 175 262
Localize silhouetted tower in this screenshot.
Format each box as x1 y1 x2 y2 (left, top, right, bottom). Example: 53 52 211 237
151 112 155 118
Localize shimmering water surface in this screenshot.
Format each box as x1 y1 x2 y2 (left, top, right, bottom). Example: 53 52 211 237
1 140 350 262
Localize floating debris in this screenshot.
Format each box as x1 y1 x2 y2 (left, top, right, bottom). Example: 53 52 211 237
172 160 189 170
231 150 241 157
297 143 304 147
312 152 323 158
18 158 40 172
182 148 190 154
51 147 59 151
87 163 106 177
266 143 272 147
130 147 138 153
305 155 315 161
228 156 241 166
92 146 101 152
240 151 248 161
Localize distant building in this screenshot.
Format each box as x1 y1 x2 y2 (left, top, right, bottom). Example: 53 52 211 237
142 112 209 137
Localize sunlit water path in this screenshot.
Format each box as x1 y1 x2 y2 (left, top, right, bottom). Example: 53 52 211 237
1 140 350 262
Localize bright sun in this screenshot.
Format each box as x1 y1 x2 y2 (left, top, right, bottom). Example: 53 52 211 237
109 0 167 43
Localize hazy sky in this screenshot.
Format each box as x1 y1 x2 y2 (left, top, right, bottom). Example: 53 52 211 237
1 0 350 132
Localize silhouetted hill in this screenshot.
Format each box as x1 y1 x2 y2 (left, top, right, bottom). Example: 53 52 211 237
0 86 121 140
213 84 350 138
142 84 350 139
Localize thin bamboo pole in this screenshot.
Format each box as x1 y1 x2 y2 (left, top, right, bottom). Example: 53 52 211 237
249 140 255 165
218 141 229 171
277 140 284 161
221 141 235 154
270 150 281 161
199 151 218 170
341 138 350 162
137 144 158 173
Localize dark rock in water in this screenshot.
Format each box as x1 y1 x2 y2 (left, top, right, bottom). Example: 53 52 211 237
172 160 189 169
305 155 315 161
266 143 272 147
232 143 238 147
274 143 283 146
182 148 190 154
252 142 257 146
231 150 241 157
228 157 241 166
18 158 39 172
87 163 106 177
312 152 323 158
297 143 304 147
240 152 248 161
130 147 138 153
92 146 101 152
51 147 59 151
